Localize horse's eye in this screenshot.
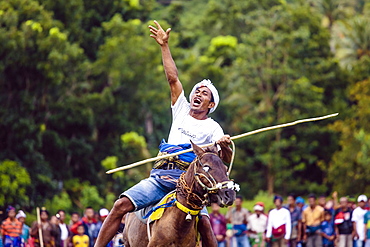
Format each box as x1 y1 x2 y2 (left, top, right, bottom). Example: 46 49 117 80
203 166 210 172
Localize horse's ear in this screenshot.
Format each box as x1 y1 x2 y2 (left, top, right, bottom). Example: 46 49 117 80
190 140 205 157
207 142 218 154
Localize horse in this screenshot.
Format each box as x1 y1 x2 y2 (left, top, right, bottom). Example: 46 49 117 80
122 141 239 247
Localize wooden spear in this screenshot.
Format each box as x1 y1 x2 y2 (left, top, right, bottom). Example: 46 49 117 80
106 112 338 174
36 207 44 247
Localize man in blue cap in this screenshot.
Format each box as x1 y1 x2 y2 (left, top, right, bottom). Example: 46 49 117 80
95 21 234 247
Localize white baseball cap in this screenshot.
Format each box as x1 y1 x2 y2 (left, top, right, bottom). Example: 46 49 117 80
253 204 264 212
357 195 368 202
99 208 109 217
16 210 26 219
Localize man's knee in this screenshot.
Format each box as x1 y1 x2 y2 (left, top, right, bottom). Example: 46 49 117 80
112 196 134 215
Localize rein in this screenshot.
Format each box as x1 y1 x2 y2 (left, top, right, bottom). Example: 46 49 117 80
176 152 240 210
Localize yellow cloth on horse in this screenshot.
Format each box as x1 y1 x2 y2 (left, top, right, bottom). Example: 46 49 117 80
149 192 201 244
149 192 176 221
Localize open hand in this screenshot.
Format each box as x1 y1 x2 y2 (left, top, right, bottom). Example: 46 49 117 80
149 20 171 46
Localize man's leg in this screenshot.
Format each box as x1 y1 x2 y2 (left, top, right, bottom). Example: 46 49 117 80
314 233 322 247
243 235 251 247
305 235 313 247
198 216 218 247
94 197 134 247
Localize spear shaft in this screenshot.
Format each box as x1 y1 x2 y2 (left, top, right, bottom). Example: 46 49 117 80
106 113 338 174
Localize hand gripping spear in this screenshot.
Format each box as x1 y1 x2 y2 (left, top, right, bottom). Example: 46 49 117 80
106 113 338 174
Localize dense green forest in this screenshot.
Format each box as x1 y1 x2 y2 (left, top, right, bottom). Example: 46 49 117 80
1 0 370 213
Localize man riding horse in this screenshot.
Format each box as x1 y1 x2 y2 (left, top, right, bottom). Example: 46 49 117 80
94 20 234 247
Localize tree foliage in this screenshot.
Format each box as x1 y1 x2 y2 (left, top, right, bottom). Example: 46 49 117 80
1 0 370 209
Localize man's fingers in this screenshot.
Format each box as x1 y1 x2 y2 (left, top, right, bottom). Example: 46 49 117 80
153 20 163 30
166 28 171 35
149 29 157 35
148 26 157 32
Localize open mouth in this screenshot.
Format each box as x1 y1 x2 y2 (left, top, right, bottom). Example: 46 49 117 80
193 98 201 107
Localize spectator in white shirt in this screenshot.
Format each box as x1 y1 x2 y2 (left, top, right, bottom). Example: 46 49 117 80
248 203 268 247
266 195 291 247
352 195 368 247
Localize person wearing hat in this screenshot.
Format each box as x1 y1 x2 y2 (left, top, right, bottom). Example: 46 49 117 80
95 20 234 247
352 195 368 247
95 209 112 247
248 203 267 247
1 206 22 247
15 210 30 246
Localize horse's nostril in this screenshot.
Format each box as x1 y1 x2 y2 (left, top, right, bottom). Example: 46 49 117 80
223 188 236 205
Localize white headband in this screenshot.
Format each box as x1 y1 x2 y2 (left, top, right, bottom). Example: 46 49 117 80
189 79 219 114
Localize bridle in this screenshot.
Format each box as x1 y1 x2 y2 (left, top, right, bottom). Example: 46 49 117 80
176 152 240 210
194 152 240 193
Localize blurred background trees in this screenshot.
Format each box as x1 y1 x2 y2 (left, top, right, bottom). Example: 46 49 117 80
1 0 370 210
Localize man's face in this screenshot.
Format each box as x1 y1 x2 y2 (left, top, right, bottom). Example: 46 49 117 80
71 213 79 223
287 196 295 206
100 216 107 223
190 86 215 113
308 197 316 207
8 210 16 218
41 211 49 221
77 225 85 235
318 197 326 206
340 197 348 208
235 198 242 207
18 217 25 223
324 213 332 222
274 199 282 207
358 201 366 208
58 211 65 222
50 216 59 225
211 203 220 213
85 208 94 219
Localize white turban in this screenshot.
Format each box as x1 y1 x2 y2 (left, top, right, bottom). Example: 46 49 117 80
189 79 219 114
16 210 26 219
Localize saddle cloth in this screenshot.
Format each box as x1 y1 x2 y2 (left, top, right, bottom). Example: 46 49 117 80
134 190 176 224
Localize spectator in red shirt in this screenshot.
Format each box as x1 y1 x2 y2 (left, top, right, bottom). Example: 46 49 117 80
209 203 227 247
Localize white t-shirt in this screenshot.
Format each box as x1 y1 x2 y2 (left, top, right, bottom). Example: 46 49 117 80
59 223 69 240
352 206 368 240
167 91 224 145
248 213 268 233
266 207 292 240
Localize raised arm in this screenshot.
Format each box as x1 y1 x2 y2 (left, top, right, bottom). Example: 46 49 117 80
149 20 183 105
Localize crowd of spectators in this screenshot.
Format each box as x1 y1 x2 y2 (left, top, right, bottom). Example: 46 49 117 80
2 193 370 247
0 206 124 247
209 193 370 247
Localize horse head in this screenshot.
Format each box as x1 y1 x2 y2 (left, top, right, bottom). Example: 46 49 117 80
177 141 238 209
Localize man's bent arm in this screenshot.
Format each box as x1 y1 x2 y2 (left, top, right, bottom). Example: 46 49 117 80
217 135 232 163
149 21 182 105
